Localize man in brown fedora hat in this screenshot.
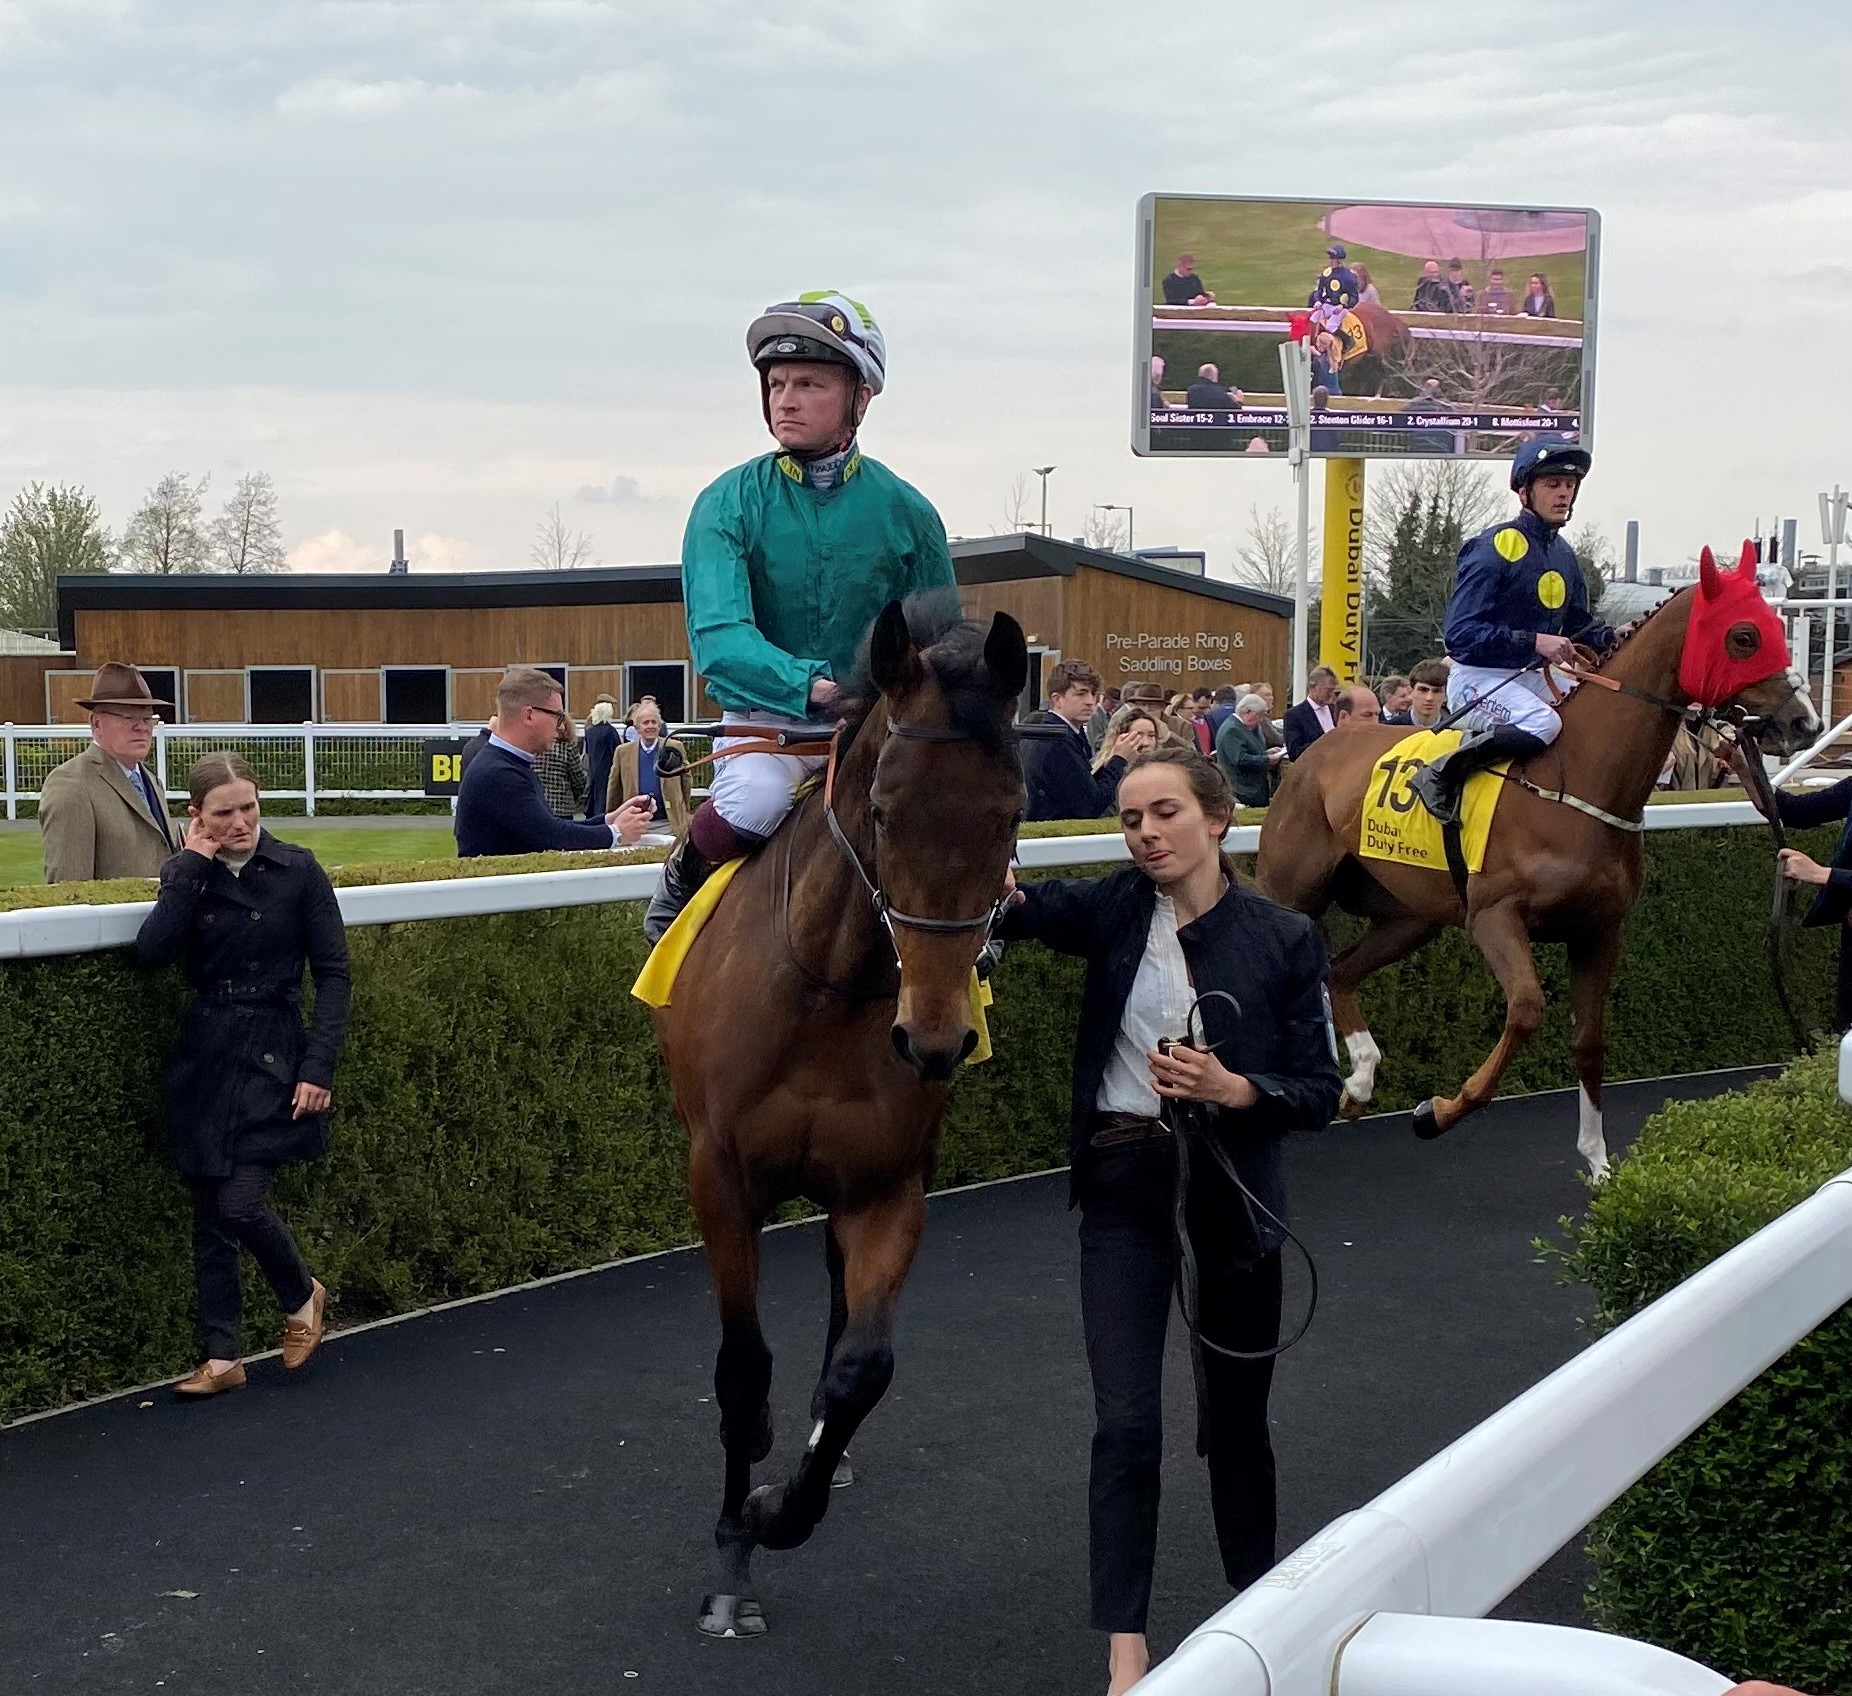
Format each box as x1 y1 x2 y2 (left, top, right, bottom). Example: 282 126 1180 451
39 661 178 882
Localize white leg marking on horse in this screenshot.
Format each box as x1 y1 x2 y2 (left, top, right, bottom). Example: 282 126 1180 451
1577 1085 1610 1180
808 1419 825 1452
1343 1030 1382 1104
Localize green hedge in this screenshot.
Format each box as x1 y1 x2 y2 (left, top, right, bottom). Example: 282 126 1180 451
0 822 1836 1423
1552 1050 1852 1693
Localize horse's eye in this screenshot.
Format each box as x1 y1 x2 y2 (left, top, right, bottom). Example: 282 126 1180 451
870 804 886 829
1725 622 1761 661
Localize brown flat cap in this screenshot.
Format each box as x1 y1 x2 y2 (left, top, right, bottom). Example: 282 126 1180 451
76 660 171 711
1119 681 1171 704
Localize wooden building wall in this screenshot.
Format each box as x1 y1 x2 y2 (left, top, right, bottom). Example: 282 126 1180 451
1066 568 1287 699
0 655 75 724
70 603 694 672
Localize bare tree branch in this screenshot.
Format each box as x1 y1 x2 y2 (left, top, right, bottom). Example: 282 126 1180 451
211 471 286 574
1231 503 1310 596
1083 508 1128 552
122 471 211 573
531 503 595 570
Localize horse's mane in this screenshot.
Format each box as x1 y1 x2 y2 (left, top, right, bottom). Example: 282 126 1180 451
837 589 1018 760
1595 580 1692 671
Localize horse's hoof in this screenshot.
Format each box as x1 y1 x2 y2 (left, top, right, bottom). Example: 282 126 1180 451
1411 1098 1449 1140
697 1593 766 1639
1338 1090 1369 1121
831 1454 854 1490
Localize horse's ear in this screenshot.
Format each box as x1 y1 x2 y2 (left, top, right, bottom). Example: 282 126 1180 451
1699 546 1721 599
1736 539 1759 578
869 600 919 696
983 612 1029 704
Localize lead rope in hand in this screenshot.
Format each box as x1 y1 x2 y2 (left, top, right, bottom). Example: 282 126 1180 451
1159 989 1320 1456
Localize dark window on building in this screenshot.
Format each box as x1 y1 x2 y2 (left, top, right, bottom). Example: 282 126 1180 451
624 662 687 723
535 664 567 690
248 667 315 724
141 668 181 722
1020 650 1054 720
383 667 449 724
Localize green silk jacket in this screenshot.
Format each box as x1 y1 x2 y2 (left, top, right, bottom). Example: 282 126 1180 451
681 451 955 718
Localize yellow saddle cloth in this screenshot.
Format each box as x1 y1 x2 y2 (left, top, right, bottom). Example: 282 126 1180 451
1357 729 1509 876
629 855 993 1064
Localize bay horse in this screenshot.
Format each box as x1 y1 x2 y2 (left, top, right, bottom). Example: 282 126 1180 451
651 595 1028 1637
1255 544 1818 1177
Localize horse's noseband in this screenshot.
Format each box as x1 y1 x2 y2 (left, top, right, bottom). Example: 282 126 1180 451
824 719 1014 949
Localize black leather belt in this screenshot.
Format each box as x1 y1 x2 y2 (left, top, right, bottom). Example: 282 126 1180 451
1088 1110 1172 1150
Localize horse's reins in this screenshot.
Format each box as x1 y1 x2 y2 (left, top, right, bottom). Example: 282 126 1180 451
670 716 1012 971
1158 988 1319 1454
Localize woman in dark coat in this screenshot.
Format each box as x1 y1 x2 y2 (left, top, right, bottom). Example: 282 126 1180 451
136 752 352 1397
996 746 1342 1695
582 697 621 821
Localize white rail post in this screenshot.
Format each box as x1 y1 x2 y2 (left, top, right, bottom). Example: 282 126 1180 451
3 722 14 822
155 722 169 805
303 722 317 817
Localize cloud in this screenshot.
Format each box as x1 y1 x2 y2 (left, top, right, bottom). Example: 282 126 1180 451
574 475 648 506
274 76 483 121
288 529 378 573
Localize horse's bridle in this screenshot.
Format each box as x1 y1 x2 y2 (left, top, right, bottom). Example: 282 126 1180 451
821 718 1015 952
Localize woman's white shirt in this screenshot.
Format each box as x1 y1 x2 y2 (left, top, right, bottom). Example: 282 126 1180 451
1095 892 1194 1117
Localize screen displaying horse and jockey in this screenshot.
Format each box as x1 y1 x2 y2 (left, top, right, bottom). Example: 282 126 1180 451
1134 193 1599 460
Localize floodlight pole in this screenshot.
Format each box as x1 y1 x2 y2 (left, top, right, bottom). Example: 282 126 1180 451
1033 466 1056 537
1822 485 1848 728
1279 340 1313 702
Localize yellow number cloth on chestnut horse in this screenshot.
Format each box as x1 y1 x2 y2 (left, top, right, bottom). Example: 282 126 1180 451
629 855 994 1063
1358 728 1510 875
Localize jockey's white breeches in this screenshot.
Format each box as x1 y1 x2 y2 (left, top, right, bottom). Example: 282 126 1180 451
1445 664 1572 744
707 709 830 840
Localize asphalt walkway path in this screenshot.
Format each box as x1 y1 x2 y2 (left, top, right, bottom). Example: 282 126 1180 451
0 1071 1760 1695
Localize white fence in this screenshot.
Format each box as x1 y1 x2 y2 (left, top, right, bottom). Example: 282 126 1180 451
0 800 1769 960
0 720 722 820
1135 1159 1852 1695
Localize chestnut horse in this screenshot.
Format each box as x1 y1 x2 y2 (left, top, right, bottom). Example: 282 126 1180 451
1256 548 1817 1177
651 596 1027 1638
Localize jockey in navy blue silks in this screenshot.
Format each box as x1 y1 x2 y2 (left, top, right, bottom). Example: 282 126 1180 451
1307 242 1361 336
1408 436 1615 825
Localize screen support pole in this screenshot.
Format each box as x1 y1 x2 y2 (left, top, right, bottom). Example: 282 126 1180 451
1279 341 1312 701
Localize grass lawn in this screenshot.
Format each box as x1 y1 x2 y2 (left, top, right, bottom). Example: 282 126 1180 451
1151 196 1587 322
0 825 457 890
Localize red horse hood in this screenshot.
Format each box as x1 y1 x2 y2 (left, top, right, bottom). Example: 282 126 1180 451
1678 540 1791 707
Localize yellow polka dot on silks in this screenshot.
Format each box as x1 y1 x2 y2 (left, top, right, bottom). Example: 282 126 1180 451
1493 527 1529 562
1537 570 1567 610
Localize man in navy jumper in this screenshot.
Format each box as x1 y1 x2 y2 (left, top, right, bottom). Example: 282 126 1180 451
1024 660 1148 822
455 667 656 858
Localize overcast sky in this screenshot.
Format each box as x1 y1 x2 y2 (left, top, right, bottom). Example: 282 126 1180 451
1 0 1847 581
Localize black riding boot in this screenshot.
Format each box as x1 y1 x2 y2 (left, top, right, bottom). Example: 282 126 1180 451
1408 725 1547 826
643 836 716 945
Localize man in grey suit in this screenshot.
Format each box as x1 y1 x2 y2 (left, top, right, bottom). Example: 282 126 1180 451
39 661 178 882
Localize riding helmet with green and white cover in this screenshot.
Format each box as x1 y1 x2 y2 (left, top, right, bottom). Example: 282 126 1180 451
747 291 888 398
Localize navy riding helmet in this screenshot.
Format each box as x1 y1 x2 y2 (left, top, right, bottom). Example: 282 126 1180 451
1511 434 1592 491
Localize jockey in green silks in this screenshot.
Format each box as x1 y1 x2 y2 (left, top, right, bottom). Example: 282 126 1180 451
642 292 956 944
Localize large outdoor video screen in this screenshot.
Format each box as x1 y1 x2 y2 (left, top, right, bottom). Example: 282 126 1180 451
1133 194 1599 460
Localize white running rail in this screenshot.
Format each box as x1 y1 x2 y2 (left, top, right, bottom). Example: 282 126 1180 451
1133 1163 1852 1696
0 801 1772 960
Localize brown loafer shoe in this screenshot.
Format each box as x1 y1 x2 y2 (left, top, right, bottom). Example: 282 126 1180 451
174 1360 246 1397
281 1278 327 1371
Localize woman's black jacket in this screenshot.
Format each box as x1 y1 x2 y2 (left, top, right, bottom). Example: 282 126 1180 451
1775 777 1852 928
135 832 352 1178
995 867 1343 1229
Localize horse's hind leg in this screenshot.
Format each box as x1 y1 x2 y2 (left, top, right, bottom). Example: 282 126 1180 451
1567 926 1623 1181
1413 900 1544 1139
1329 913 1438 1118
689 1139 773 1638
807 1223 855 1489
747 1183 926 1553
